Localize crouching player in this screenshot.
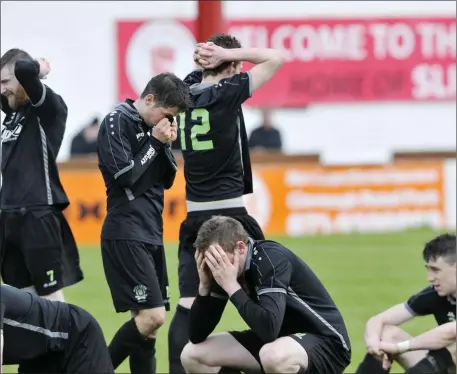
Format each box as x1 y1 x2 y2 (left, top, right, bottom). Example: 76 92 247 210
180 216 351 373
0 284 113 373
356 233 456 374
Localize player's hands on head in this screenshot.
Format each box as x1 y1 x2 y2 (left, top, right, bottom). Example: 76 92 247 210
194 42 228 69
193 43 206 69
152 116 173 144
204 244 240 293
37 58 51 79
195 249 212 288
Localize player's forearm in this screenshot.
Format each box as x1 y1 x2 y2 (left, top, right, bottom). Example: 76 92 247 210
402 323 456 352
224 48 284 65
230 290 285 343
188 294 227 344
14 59 45 105
162 147 177 190
116 138 164 188
365 316 385 342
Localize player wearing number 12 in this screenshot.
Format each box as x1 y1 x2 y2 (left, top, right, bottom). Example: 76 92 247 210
168 34 286 373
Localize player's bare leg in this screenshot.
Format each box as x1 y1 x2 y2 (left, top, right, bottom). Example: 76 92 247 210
381 326 428 369
181 332 261 374
259 337 308 373
133 307 165 339
356 325 428 374
21 286 65 302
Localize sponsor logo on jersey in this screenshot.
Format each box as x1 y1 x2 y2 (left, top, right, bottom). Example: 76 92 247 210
140 144 155 165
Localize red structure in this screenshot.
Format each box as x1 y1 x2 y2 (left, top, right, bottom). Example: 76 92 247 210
197 0 225 42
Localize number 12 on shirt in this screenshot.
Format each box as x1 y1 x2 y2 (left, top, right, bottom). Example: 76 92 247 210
178 109 214 151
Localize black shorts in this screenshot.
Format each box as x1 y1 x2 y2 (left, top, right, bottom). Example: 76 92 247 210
18 305 114 374
101 239 170 313
0 209 84 296
230 330 351 374
178 207 265 298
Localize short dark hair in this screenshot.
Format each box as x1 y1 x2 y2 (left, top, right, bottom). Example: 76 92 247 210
203 33 242 78
194 216 249 253
140 72 191 112
1 48 32 70
423 233 456 264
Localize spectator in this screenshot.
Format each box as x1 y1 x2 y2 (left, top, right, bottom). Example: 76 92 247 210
248 109 282 151
70 116 100 157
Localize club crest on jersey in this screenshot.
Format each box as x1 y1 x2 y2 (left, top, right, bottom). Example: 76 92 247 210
447 311 456 322
133 284 148 302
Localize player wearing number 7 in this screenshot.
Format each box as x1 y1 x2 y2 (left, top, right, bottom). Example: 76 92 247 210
168 33 286 373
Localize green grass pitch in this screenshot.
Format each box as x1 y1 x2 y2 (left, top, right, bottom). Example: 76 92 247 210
3 228 444 373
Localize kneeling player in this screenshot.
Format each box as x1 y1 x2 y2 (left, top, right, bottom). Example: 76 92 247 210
356 233 456 374
180 216 351 374
0 284 113 373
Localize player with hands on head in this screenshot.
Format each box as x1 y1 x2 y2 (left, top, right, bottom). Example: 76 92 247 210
181 216 351 374
168 32 286 374
1 48 83 303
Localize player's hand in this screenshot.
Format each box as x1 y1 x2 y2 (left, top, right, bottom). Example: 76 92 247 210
365 338 383 358
193 43 206 69
169 119 177 143
151 117 172 144
195 42 229 69
195 250 212 288
205 245 240 294
37 58 51 79
381 352 393 371
378 341 401 356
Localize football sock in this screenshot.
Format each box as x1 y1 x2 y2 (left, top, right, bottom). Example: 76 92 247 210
108 318 139 369
129 337 157 374
168 304 190 374
355 353 390 374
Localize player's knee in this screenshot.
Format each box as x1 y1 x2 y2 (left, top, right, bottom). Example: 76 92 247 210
135 307 165 337
181 342 205 372
259 342 296 373
381 325 409 343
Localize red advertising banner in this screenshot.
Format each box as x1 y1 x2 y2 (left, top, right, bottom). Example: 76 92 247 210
117 17 456 106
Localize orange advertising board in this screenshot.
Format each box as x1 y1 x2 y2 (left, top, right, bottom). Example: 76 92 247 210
60 162 446 246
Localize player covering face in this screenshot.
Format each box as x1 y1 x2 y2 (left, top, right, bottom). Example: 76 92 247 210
180 216 351 374
97 72 191 374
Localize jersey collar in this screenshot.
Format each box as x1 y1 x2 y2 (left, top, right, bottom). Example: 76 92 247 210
243 238 255 272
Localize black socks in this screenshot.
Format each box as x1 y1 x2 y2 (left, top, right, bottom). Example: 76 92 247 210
355 353 390 374
108 318 157 374
168 304 190 374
